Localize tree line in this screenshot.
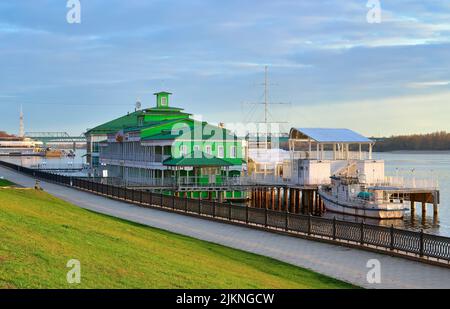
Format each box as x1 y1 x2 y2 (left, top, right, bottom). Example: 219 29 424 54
373 131 450 152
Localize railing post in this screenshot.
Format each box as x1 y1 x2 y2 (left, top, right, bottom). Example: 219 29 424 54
308 214 312 235
228 203 232 221
172 194 175 210
285 209 289 232
184 196 188 212
360 221 365 245
390 225 394 251
264 207 268 227
246 204 249 224
198 198 202 215
160 191 164 207
213 201 216 218
333 217 336 240
420 229 424 257
140 190 143 204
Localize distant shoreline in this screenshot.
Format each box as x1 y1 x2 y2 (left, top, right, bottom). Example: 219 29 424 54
374 150 450 154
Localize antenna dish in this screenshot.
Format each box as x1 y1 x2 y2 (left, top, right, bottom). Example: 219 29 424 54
135 101 142 111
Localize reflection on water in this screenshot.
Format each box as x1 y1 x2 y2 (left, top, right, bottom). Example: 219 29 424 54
1 150 449 236
1 149 88 177
373 151 449 236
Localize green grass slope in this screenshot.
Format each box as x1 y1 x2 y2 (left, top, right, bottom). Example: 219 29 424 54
0 179 15 187
0 188 355 289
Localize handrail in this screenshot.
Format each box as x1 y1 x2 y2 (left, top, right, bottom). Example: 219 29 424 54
0 159 449 266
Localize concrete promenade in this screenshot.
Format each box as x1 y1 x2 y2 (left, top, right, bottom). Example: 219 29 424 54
1 165 450 289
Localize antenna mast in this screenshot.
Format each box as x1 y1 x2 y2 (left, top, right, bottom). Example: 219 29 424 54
264 65 268 124
243 66 291 127
242 66 291 151
19 105 24 138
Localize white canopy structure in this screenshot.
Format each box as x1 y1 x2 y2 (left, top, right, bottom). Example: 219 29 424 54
289 128 375 161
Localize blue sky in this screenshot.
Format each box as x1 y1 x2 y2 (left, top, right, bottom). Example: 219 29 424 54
1 0 450 136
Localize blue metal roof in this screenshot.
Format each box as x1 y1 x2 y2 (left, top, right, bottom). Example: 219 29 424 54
290 128 372 143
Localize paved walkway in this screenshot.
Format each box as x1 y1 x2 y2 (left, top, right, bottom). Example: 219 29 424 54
1 166 449 289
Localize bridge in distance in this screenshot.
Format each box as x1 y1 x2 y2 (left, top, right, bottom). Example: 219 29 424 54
25 132 86 145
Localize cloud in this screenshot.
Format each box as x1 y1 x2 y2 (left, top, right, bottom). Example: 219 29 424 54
288 91 450 136
0 22 49 35
1 0 450 135
407 81 450 88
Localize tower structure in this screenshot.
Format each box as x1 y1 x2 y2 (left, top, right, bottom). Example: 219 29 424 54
19 105 24 138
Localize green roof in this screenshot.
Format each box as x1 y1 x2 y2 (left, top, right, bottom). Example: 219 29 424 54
145 106 188 113
163 154 234 167
142 120 240 142
86 106 191 135
123 120 181 133
86 111 144 135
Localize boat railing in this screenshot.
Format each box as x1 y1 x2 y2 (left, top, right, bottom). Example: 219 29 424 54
291 150 371 161
367 176 439 190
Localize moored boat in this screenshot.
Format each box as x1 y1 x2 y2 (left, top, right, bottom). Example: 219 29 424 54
318 176 408 219
45 148 64 158
0 131 43 156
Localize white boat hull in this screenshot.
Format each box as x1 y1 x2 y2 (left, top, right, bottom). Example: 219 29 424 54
319 191 406 219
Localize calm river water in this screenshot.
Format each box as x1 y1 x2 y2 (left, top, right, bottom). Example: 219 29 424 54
2 150 450 236
323 151 450 237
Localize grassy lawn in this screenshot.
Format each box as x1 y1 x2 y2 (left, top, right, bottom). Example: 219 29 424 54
0 179 15 187
0 188 355 289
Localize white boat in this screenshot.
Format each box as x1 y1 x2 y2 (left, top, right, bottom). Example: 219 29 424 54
318 176 408 219
0 134 43 156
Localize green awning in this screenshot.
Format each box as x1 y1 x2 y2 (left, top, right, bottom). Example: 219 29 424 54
163 155 234 167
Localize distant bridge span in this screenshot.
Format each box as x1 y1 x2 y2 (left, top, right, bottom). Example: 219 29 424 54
25 132 86 144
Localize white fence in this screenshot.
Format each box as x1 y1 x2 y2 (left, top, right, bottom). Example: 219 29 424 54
245 173 439 189
369 176 439 190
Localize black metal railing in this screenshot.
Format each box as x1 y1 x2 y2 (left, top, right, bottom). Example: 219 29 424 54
1 160 449 265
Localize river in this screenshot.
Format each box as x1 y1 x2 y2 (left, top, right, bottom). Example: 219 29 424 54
322 151 450 237
1 150 450 236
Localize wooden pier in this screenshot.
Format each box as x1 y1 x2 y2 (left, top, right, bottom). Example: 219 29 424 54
395 190 440 222
249 185 441 220
250 186 324 216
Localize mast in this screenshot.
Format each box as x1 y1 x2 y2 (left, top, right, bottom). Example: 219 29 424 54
264 65 268 124
19 105 24 138
243 66 291 148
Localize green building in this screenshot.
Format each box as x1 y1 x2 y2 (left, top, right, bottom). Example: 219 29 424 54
86 92 246 201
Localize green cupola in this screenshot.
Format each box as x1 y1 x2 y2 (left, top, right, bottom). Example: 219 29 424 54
154 91 172 108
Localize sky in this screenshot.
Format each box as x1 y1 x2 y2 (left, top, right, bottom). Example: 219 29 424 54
0 0 450 137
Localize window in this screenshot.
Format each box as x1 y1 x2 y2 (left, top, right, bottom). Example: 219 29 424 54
218 146 224 158
180 145 188 156
230 146 236 158
161 97 167 106
180 145 187 157
205 145 212 156
193 145 201 152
